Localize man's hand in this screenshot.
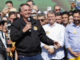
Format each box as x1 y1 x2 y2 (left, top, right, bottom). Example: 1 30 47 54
43 45 50 50
77 52 80 56
22 22 31 32
48 48 55 54
6 48 11 53
54 41 61 49
71 51 78 57
68 48 78 57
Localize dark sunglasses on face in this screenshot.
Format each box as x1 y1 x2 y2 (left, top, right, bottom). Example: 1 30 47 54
39 19 45 22
55 9 61 11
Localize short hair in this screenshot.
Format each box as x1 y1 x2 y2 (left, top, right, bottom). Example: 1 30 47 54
54 5 61 10
26 0 33 2
5 1 13 6
73 10 80 15
8 12 17 17
19 4 31 12
26 0 35 5
47 10 55 16
55 13 62 16
62 11 69 16
0 20 6 25
47 10 55 14
38 12 45 17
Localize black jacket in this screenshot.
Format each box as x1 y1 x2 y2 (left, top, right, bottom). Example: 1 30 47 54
10 17 54 56
0 33 7 60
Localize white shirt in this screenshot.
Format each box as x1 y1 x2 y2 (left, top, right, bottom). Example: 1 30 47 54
0 31 7 48
41 23 65 59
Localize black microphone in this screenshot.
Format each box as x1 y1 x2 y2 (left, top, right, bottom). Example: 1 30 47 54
27 17 31 32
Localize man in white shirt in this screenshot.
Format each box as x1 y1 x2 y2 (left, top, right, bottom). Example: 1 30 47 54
41 11 65 60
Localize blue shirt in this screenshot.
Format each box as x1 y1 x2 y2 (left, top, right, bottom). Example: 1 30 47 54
65 23 80 58
76 0 80 10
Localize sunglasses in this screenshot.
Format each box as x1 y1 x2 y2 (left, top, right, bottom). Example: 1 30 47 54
39 19 45 22
55 9 61 11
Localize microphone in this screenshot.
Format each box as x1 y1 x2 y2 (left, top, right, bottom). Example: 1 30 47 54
27 17 31 22
27 17 31 32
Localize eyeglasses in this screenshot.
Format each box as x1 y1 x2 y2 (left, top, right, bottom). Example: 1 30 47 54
55 9 61 11
24 9 32 11
39 19 45 22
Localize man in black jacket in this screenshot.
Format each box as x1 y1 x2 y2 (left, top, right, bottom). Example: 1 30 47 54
10 4 60 60
0 21 7 60
0 38 7 60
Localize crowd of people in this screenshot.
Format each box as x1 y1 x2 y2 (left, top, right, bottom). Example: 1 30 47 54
0 0 80 60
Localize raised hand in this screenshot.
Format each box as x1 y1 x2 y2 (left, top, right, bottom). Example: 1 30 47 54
71 51 78 57
22 22 31 32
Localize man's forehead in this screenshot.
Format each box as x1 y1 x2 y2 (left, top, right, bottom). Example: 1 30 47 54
55 6 60 9
62 14 68 17
21 5 30 8
38 16 45 18
56 15 61 18
48 14 55 16
21 5 31 11
74 13 80 16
